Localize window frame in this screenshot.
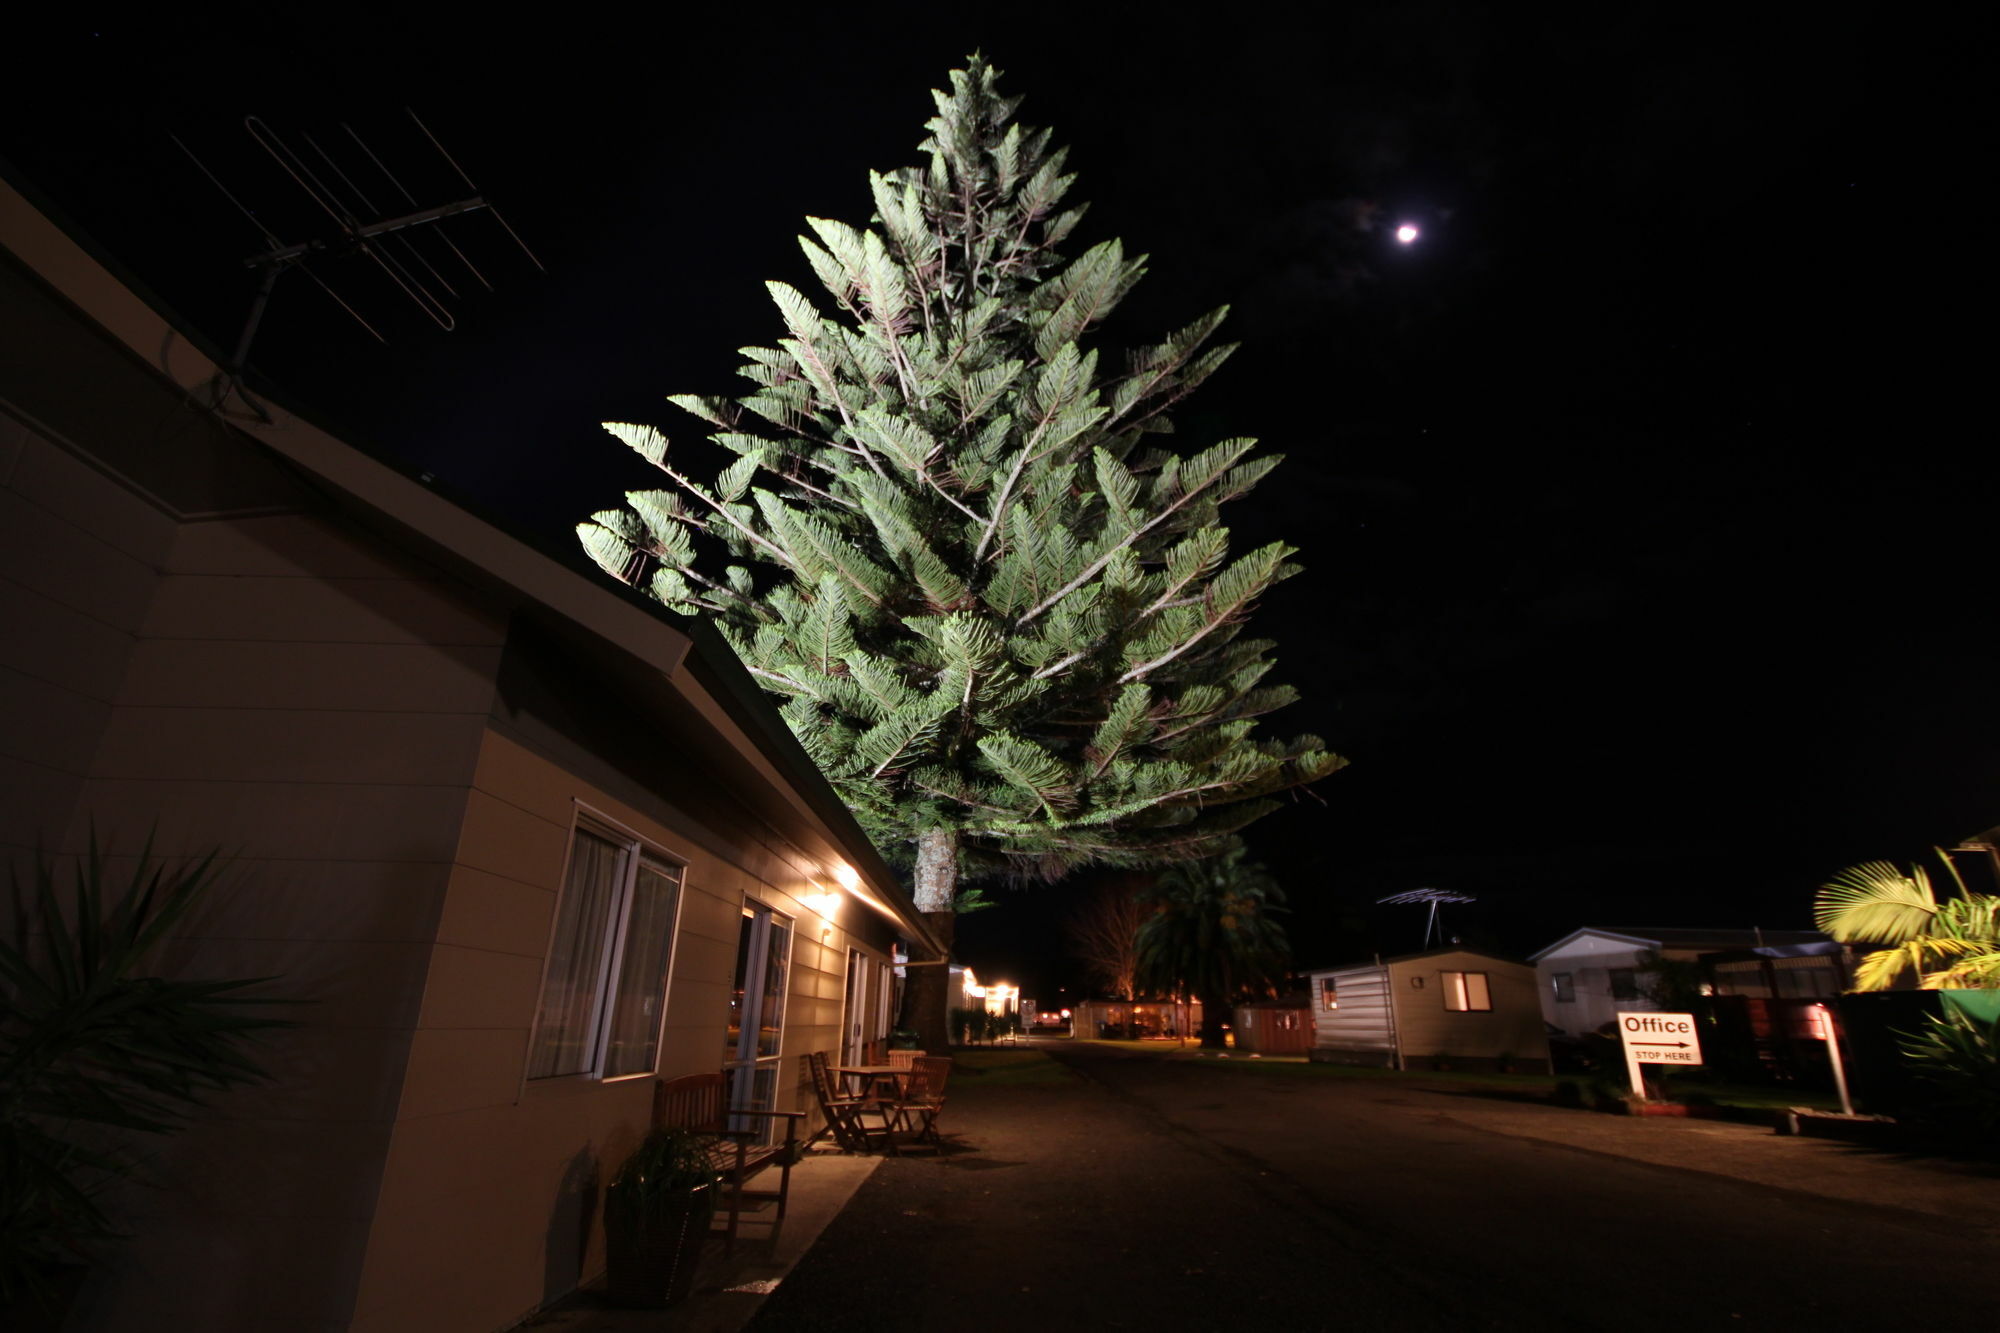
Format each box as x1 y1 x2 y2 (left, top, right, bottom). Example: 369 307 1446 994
1320 977 1339 1010
1551 971 1576 1003
524 807 688 1087
1441 970 1493 1013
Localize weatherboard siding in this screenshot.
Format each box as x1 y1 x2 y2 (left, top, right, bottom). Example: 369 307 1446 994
1386 951 1548 1070
348 727 890 1333
0 412 173 857
1310 964 1397 1065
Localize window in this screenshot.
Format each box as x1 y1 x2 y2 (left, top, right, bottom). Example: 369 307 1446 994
1551 972 1576 1003
1609 968 1640 1001
1773 956 1841 999
1441 970 1491 1012
1320 977 1339 1009
528 824 684 1081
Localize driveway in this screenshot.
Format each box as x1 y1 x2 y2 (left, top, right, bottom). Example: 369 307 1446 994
748 1042 1998 1331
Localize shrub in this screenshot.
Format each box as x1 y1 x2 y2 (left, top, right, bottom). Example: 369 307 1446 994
1896 1009 2000 1135
1 840 293 1308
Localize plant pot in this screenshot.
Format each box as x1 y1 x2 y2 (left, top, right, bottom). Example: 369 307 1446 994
604 1183 715 1308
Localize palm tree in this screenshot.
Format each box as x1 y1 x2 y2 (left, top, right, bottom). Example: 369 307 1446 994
1134 850 1290 1048
1814 849 2000 990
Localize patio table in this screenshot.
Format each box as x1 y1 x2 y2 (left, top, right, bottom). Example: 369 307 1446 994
835 1063 913 1098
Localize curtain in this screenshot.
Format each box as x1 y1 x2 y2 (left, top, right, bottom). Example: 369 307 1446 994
527 830 624 1079
756 917 790 1059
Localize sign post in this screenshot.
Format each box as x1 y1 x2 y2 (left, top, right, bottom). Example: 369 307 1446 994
1616 1012 1704 1099
1813 1004 1855 1116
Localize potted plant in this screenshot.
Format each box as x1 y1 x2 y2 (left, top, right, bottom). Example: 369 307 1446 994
1 839 292 1331
603 1128 721 1308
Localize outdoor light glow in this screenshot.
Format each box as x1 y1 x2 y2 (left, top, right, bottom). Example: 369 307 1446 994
830 862 859 891
1395 223 1420 244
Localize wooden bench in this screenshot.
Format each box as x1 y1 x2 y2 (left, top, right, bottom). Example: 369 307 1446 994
653 1072 804 1251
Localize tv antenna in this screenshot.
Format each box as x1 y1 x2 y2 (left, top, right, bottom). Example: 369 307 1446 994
173 109 544 415
1377 887 1475 950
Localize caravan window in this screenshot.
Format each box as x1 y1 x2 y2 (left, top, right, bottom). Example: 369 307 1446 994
1320 977 1339 1009
1441 970 1492 1012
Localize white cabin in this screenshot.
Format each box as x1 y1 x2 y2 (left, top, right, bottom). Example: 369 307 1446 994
1305 949 1549 1074
1530 926 1831 1038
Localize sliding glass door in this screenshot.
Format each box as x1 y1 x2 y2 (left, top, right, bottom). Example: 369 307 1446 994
724 901 791 1137
840 948 896 1063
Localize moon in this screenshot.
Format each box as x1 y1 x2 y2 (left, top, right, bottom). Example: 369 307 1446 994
1395 223 1420 245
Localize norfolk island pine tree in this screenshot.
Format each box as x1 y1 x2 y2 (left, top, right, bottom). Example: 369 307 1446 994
578 56 1344 1052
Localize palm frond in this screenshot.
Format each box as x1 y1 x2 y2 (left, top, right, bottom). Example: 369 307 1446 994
1814 860 1939 942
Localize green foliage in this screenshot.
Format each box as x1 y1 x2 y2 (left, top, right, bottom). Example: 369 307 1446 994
952 887 999 915
0 840 294 1303
1133 849 1290 1008
1895 1009 2000 1134
580 56 1341 893
607 1128 722 1218
1815 851 2000 990
950 1005 1011 1044
1632 950 1708 1011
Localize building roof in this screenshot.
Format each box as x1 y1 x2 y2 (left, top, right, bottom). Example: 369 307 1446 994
1528 926 1829 963
0 169 943 956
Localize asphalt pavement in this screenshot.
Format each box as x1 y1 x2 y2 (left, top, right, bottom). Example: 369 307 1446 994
747 1041 2000 1333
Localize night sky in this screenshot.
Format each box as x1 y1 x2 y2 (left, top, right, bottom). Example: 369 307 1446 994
6 9 1982 998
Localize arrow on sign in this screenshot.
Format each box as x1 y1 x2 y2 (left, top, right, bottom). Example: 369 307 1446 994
1630 1041 1692 1048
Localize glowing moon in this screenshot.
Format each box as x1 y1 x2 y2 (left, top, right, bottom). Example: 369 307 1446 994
1395 223 1420 245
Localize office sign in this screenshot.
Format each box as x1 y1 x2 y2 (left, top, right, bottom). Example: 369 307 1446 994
1617 1012 1703 1065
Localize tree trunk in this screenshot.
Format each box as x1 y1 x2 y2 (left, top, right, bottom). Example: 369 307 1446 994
1197 988 1231 1050
909 829 958 1054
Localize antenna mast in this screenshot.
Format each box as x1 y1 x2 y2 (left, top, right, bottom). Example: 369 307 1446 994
1376 888 1476 951
174 109 543 415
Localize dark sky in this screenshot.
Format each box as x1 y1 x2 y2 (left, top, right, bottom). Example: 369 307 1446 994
6 8 1981 997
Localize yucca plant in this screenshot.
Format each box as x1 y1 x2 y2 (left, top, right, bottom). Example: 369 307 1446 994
0 839 293 1311
1814 850 2000 990
1896 1008 2000 1135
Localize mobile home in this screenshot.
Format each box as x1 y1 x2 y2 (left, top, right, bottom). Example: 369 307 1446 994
1306 949 1549 1074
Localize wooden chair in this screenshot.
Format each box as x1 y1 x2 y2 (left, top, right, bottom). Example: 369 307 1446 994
805 1051 891 1154
653 1072 805 1252
889 1055 952 1148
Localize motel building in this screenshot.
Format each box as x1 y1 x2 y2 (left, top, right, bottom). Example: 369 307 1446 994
0 173 943 1332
